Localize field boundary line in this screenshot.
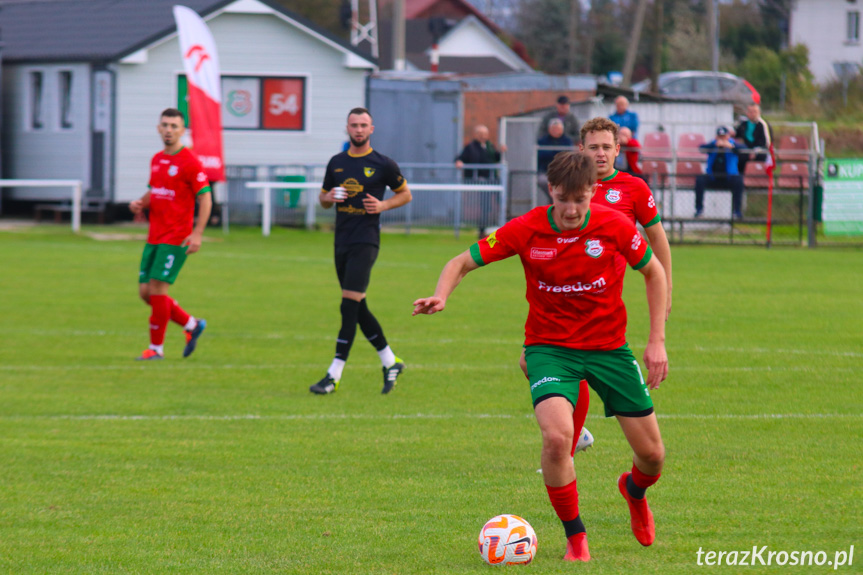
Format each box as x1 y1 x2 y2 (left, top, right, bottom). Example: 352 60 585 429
0 413 859 422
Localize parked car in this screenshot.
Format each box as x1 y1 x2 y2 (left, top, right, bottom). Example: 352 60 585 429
631 71 760 113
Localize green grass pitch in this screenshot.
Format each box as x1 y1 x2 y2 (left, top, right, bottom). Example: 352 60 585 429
0 224 860 574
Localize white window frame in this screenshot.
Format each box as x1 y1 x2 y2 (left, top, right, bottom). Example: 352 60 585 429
847 11 860 44
26 69 46 131
58 70 74 130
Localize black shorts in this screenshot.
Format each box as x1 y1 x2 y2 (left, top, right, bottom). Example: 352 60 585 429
335 243 379 292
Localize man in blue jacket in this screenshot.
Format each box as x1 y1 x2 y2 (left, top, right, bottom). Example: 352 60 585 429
695 126 744 219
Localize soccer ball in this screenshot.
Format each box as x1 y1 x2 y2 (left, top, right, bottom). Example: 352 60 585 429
478 514 538 565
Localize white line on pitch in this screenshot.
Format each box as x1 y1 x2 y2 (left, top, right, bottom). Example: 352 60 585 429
0 364 857 373
0 413 858 422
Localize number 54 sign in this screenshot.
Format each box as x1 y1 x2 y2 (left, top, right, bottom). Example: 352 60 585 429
263 78 305 130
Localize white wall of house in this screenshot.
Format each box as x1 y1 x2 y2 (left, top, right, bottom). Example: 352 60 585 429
1 63 92 199
790 0 863 84
437 17 530 72
114 9 372 203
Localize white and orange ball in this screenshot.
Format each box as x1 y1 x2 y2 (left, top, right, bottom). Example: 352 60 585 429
478 514 538 565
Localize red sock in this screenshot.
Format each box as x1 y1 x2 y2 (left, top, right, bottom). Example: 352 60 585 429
631 465 661 489
149 295 170 346
169 297 191 327
570 379 590 457
545 479 579 522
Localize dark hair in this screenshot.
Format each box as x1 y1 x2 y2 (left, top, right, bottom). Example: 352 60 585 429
347 107 372 121
556 95 570 104
580 116 619 145
160 108 186 124
546 151 596 197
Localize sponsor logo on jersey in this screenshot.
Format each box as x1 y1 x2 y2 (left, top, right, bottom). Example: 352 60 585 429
530 247 557 260
605 188 622 203
647 195 656 208
557 236 580 244
364 167 376 177
151 187 176 199
342 178 363 196
537 277 606 294
631 233 642 251
486 230 499 248
585 239 604 258
197 172 207 183
530 376 561 391
168 165 179 177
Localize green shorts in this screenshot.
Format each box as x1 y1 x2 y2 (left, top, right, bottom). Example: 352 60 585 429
139 243 188 285
525 343 654 417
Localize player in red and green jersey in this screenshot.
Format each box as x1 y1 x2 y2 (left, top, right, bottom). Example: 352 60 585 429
520 118 675 469
413 152 668 562
129 108 212 361
581 117 673 316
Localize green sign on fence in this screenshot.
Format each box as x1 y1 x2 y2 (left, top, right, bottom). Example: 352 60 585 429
823 159 863 235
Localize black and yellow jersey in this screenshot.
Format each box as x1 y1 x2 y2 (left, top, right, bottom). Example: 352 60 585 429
322 148 407 247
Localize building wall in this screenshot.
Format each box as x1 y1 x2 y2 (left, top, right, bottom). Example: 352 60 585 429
368 78 462 164
114 11 371 203
439 20 526 71
790 0 863 84
1 63 91 199
461 89 593 145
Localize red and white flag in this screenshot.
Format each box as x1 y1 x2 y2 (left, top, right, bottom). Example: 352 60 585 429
173 5 225 182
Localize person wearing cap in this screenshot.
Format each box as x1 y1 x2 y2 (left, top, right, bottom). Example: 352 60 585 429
695 126 745 219
609 96 639 138
537 95 581 143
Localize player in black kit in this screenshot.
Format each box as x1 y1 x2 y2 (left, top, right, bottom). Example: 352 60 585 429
310 107 413 395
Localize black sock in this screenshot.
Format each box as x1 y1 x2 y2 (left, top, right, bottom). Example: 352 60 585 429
335 298 361 360
357 298 388 351
562 515 586 538
626 474 647 500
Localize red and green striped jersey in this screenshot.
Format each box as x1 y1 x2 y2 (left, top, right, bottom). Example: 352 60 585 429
147 147 211 246
593 169 660 228
470 204 652 351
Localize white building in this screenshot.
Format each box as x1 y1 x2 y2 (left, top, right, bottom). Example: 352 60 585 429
789 0 863 84
1 0 376 208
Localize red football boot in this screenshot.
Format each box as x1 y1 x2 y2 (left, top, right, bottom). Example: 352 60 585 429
563 532 590 561
618 472 655 546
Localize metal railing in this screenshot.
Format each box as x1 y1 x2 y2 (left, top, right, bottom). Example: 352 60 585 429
0 179 84 232
229 163 508 238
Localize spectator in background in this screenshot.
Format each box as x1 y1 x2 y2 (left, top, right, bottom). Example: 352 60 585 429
537 95 580 143
609 96 639 138
695 126 744 219
536 118 573 201
455 124 506 237
615 127 644 179
734 103 773 176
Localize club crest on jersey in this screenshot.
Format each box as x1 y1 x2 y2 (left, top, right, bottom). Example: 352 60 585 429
486 230 499 248
585 239 604 258
364 167 376 177
168 165 179 177
605 188 621 203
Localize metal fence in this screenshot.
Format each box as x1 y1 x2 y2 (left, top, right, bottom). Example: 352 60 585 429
225 163 507 238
